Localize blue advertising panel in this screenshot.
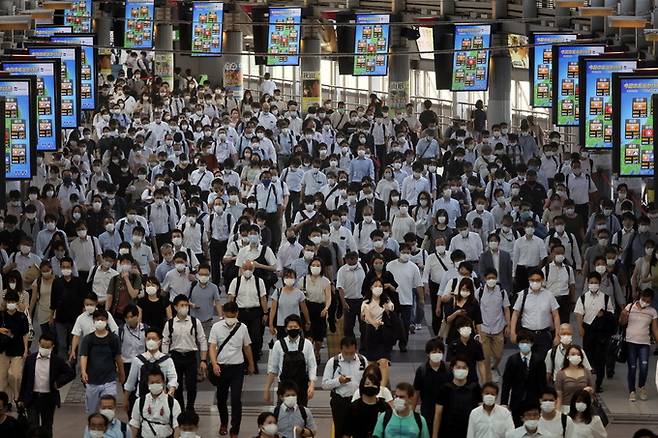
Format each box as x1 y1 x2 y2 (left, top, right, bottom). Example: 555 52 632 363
191 2 224 56
530 33 577 107
50 34 97 110
124 0 155 49
1 60 61 151
613 73 658 177
451 24 491 92
27 45 81 128
353 14 390 76
34 24 72 37
266 7 301 66
580 56 636 149
0 77 37 179
552 44 606 126
64 0 92 33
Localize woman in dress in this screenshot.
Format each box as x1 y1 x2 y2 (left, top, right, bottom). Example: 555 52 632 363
556 345 594 413
565 389 607 438
137 276 171 332
361 278 395 387
301 258 331 363
269 268 311 340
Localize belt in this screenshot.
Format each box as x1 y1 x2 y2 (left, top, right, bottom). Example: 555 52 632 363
239 307 261 312
522 327 551 334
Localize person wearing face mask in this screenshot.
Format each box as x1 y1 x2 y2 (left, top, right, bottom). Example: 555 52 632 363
447 316 485 385
30 261 57 340
250 169 285 251
187 264 222 333
18 332 74 436
478 234 513 297
412 338 450 432
536 387 563 436
272 381 317 438
70 292 121 362
106 254 142 324
5 236 41 286
449 219 484 267
501 331 547 425
176 207 207 266
51 257 87 360
565 160 597 220
372 382 430 438
421 237 453 335
0 290 27 406
79 309 125 414
348 145 376 185
235 225 278 288
86 412 111 438
511 219 548 293
545 323 592 383
629 217 656 273
355 183 387 224
619 288 658 402
554 345 593 414
18 204 43 247
506 401 543 438
69 222 103 282
129 368 182 438
563 389 607 438
335 252 366 339
542 243 576 325
466 382 515 438
400 163 430 209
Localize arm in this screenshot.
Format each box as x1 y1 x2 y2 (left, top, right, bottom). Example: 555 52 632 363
552 309 561 343
510 310 519 343
432 405 443 438
300 301 311 330
243 344 255 374
321 283 332 317
69 335 80 361
79 355 89 384
269 298 278 335
115 355 125 385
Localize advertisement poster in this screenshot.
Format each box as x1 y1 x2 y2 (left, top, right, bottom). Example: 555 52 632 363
27 45 80 128
580 57 636 149
191 2 224 56
389 81 409 111
0 78 36 179
613 74 658 177
124 0 155 49
223 61 243 100
552 44 605 126
50 34 96 110
451 24 491 92
508 34 529 69
154 52 174 88
353 14 390 76
267 7 302 66
301 71 321 112
530 33 577 107
416 27 434 61
64 0 92 33
1 61 60 151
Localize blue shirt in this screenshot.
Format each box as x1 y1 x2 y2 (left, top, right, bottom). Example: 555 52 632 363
416 137 439 159
99 230 123 253
84 419 132 438
155 260 175 284
432 197 461 228
281 167 304 193
349 157 375 183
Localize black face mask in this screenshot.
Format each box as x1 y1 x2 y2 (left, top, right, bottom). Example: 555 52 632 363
287 328 301 338
362 386 379 397
287 236 297 244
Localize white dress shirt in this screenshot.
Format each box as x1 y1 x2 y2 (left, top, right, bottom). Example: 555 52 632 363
227 275 267 309
321 353 367 398
267 336 317 381
449 232 484 262
129 392 181 438
124 351 179 395
161 315 208 353
573 291 615 325
512 236 548 272
336 264 366 300
466 405 515 438
34 351 51 393
208 318 252 365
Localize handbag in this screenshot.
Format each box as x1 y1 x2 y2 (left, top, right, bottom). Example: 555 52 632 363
591 394 609 427
381 310 404 344
609 326 628 364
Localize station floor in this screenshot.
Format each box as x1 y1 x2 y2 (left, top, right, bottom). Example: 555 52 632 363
43 304 658 437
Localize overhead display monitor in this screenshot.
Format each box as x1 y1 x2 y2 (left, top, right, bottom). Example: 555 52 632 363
266 7 302 66
27 45 81 128
191 2 224 56
530 32 577 107
34 25 72 37
64 0 92 33
552 43 606 126
580 56 637 150
417 26 434 61
124 0 155 49
50 34 97 110
0 77 37 180
1 60 61 152
612 72 658 177
353 14 390 76
451 24 491 92
508 34 529 69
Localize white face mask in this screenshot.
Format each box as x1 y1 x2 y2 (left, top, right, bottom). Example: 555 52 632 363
568 355 582 365
540 400 556 413
486 279 497 288
529 281 542 291
560 335 573 345
89 431 105 438
482 394 496 406
94 320 107 330
392 397 407 413
310 266 322 276
284 278 296 287
372 286 383 297
283 395 297 408
99 408 115 422
429 352 443 363
262 424 278 435
146 286 158 296
524 420 539 431
149 383 164 395
146 339 160 351
458 326 472 337
180 432 197 438
554 254 565 263
453 368 468 380
575 402 587 413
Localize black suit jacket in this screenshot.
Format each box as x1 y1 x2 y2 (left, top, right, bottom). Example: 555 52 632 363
355 199 386 223
19 352 75 407
501 353 546 413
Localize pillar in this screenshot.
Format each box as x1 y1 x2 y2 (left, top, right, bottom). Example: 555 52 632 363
222 30 243 101
389 0 409 113
154 22 174 86
96 11 113 77
300 36 322 113
487 34 511 125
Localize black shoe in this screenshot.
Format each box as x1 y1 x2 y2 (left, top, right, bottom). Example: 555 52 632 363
400 345 408 353
596 386 603 393
606 372 614 379
654 348 658 356
254 363 260 374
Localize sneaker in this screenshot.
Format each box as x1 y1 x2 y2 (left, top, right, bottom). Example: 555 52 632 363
219 425 228 436
409 325 416 334
629 391 636 402
415 324 423 331
491 369 501 383
639 387 648 400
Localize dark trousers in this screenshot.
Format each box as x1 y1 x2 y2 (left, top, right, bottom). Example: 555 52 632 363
123 362 137 413
155 232 171 253
522 327 553 361
266 212 282 252
216 363 245 434
27 393 56 438
429 281 441 336
343 298 363 339
583 325 609 389
238 307 263 361
514 265 536 293
171 351 198 412
398 305 413 348
195 253 207 265
575 203 590 222
285 191 301 227
330 394 352 438
556 295 571 325
210 239 228 286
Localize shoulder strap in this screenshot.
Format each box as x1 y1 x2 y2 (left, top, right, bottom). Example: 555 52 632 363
217 322 242 354
274 404 281 419
519 289 529 318
550 346 558 372
413 412 423 438
300 406 308 427
168 394 174 426
120 421 127 438
235 276 242 297
188 281 197 301
332 354 341 377
382 409 394 438
561 413 568 434
88 265 99 285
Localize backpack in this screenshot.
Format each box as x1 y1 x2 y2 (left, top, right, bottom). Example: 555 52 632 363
477 284 506 302
135 354 170 397
166 315 198 346
330 354 366 392
280 336 308 386
233 275 262 298
138 392 175 436
381 409 424 438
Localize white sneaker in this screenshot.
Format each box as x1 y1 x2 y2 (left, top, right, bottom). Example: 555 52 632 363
639 387 648 401
629 391 636 402
491 369 500 383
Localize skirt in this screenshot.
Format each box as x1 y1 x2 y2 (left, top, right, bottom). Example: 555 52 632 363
306 301 327 341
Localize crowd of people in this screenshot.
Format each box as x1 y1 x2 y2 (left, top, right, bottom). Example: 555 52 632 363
0 62 658 438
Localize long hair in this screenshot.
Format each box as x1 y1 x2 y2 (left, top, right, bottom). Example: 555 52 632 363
568 389 593 424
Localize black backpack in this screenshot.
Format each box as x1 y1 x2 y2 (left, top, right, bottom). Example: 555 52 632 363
380 409 424 438
166 316 198 346
280 337 308 386
273 402 308 427
135 354 170 397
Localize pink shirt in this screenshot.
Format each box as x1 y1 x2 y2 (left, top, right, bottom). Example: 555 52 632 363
625 302 658 345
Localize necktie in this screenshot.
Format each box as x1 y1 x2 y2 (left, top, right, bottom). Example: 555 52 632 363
523 357 529 368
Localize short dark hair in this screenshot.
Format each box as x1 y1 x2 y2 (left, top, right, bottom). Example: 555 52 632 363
340 336 357 349
482 382 499 394
145 327 161 339
39 332 56 345
223 301 239 313
277 380 299 396
92 309 109 320
395 382 415 398
284 314 302 327
147 368 165 381
177 410 200 427
173 294 190 306
123 304 139 318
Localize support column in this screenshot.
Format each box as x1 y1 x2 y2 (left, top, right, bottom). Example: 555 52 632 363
389 0 409 113
300 35 322 113
222 30 243 100
487 33 511 125
154 20 174 86
96 11 113 77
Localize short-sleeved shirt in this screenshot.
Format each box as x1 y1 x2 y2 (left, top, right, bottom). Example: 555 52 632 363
189 282 220 322
273 288 306 326
475 285 511 334
386 260 422 306
513 288 559 330
208 319 251 365
448 338 485 384
79 332 121 384
137 296 170 331
303 275 331 304
625 302 658 345
0 310 29 356
372 411 430 438
129 243 154 274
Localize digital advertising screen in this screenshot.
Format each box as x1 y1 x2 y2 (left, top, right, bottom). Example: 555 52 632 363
353 14 390 76
191 2 224 56
579 56 637 150
508 34 529 69
451 24 491 92
266 7 302 66
34 25 72 37
530 32 578 107
50 34 97 110
1 60 61 151
124 0 155 49
64 0 92 33
0 77 37 180
417 26 434 61
27 45 81 128
612 73 658 177
552 43 606 126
